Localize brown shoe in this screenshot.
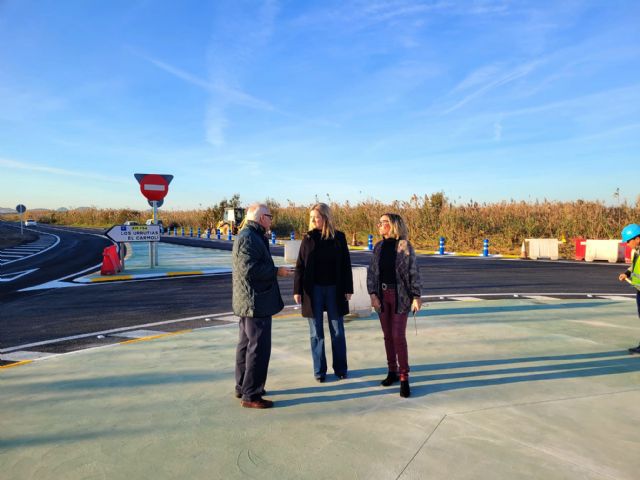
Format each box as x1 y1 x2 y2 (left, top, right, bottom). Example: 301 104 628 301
241 398 274 409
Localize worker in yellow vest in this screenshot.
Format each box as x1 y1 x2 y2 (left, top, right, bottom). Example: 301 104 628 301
619 223 640 354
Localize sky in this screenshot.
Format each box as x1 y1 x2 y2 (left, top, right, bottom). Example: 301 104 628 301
1 0 639 211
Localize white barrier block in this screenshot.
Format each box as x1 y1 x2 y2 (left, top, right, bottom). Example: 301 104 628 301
350 266 372 317
524 238 559 260
283 240 302 263
585 239 625 263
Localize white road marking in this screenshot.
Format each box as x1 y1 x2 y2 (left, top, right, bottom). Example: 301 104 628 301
525 295 560 301
449 296 484 301
0 311 237 353
598 295 634 301
0 230 60 265
0 351 59 361
0 269 39 282
109 329 167 339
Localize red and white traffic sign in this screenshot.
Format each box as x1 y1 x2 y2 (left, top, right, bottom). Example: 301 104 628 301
134 173 173 202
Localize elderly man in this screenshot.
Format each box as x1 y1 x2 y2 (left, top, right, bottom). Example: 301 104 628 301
233 203 293 409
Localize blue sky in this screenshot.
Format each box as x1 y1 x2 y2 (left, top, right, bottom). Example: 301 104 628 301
1 0 639 211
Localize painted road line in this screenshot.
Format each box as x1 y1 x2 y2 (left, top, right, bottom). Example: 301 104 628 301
0 269 39 282
77 268 232 283
0 351 59 361
90 275 134 282
598 295 634 301
0 360 33 369
0 230 61 266
110 329 168 339
118 330 191 345
0 311 237 353
525 295 561 301
448 296 484 301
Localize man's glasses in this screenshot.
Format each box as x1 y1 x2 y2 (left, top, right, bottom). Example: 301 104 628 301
263 214 273 219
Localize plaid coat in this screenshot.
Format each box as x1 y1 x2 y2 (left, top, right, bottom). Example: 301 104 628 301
367 239 422 314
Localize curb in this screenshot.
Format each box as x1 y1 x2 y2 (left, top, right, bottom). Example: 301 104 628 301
75 267 232 283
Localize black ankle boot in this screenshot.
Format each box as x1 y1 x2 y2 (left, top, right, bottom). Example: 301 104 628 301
400 380 410 398
380 372 399 387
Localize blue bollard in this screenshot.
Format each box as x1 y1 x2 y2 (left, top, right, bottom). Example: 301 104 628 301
197 227 201 238
483 239 489 257
216 228 221 240
227 229 232 241
439 237 445 255
206 228 211 239
271 231 276 245
189 227 193 237
181 227 185 237
368 234 373 251
290 231 295 240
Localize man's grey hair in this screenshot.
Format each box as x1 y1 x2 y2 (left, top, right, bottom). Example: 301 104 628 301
245 203 270 222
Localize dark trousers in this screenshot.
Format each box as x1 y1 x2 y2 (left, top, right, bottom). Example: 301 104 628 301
378 289 410 378
636 291 640 318
235 316 272 401
308 284 348 378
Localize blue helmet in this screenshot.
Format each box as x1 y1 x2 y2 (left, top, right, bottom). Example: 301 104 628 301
621 224 640 242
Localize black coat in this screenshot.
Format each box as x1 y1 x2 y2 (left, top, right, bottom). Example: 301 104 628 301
293 230 353 318
232 221 284 318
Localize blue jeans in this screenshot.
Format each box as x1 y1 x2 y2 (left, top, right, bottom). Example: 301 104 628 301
308 285 348 378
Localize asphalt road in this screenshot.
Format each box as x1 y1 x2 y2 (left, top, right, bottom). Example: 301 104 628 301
0 226 632 354
0 221 111 295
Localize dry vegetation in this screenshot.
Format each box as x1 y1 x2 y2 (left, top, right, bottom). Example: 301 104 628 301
2 193 637 256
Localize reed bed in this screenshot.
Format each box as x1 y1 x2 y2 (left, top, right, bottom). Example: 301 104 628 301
2 194 637 256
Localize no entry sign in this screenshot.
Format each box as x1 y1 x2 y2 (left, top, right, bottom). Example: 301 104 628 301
134 174 173 202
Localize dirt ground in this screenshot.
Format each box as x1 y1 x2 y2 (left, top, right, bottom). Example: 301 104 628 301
0 225 38 248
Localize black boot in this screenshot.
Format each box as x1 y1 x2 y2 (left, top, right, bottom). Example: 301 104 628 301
380 372 399 387
400 380 410 398
629 343 640 354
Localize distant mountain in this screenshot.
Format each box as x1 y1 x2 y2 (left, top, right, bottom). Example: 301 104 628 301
0 207 17 214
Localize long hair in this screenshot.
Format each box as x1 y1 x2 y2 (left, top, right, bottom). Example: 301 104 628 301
382 213 408 240
308 203 336 239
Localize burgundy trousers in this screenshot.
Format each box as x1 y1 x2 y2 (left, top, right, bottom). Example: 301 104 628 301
378 288 409 378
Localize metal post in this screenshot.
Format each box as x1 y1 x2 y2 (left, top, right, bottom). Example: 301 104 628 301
227 229 232 241
20 213 23 235
368 234 373 251
197 227 201 238
153 201 159 266
189 227 193 237
206 228 211 239
119 242 125 271
439 237 445 255
271 231 276 245
181 227 185 236
217 228 221 240
290 231 295 240
483 239 489 257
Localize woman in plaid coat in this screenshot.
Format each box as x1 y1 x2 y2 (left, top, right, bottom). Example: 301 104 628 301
367 213 422 398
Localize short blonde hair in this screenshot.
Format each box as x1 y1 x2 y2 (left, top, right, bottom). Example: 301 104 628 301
309 203 336 239
381 213 408 240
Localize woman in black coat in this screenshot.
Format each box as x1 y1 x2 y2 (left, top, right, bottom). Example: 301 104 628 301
294 203 353 382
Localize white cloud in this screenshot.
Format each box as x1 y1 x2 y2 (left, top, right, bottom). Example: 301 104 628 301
0 157 129 184
443 60 543 114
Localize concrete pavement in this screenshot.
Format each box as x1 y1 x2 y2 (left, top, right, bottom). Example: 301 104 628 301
2 298 640 479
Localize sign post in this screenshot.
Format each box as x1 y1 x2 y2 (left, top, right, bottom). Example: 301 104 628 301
15 204 26 235
134 174 173 268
